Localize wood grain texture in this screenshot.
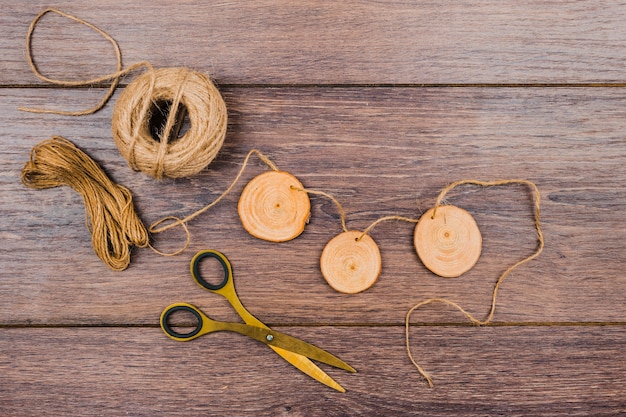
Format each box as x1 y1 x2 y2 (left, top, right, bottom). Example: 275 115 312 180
3 1 626 85
1 326 624 416
1 1 625 414
1 87 625 325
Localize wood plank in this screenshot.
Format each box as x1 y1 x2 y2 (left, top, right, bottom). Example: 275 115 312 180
1 326 624 416
1 87 625 325
3 1 626 85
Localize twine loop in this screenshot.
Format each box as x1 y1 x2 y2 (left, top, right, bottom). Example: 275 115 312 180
20 8 228 180
405 179 544 387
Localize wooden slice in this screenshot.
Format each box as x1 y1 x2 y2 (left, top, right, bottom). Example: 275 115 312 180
320 230 382 294
237 170 310 242
414 205 482 278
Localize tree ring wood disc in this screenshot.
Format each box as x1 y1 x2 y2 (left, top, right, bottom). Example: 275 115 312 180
414 205 482 278
320 230 382 294
238 170 310 242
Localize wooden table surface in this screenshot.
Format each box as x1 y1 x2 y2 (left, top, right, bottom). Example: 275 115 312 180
1 2 625 416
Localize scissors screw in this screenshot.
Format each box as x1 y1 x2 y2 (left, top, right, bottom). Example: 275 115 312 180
266 334 274 342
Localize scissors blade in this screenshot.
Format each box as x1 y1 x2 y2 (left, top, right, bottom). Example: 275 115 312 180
239 325 356 373
269 345 348 393
223 321 352 392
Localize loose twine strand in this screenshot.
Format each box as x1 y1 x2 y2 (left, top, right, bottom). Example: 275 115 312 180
291 187 420 240
20 8 228 180
148 149 279 256
405 179 544 387
19 8 153 116
150 149 421 255
21 136 149 271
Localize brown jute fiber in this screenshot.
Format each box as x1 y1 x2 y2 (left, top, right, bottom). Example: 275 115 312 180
20 8 228 180
149 149 281 255
21 136 149 271
291 186 420 241
112 67 227 179
405 179 544 387
19 8 151 116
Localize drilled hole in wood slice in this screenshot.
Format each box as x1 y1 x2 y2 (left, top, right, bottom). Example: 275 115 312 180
414 205 482 278
238 170 311 242
320 231 382 294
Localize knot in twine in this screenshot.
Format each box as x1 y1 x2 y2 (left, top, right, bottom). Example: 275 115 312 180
21 136 149 271
20 8 228 180
112 67 227 179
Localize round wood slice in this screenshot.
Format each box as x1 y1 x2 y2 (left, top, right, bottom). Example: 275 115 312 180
320 230 382 294
414 205 482 278
238 170 310 242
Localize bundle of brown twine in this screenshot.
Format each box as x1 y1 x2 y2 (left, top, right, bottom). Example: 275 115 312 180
21 136 149 271
20 8 228 180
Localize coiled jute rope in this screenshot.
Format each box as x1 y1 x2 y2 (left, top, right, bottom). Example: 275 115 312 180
20 8 227 179
21 136 149 271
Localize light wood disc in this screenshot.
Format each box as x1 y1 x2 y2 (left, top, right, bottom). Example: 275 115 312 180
320 230 382 294
238 170 310 242
414 205 482 278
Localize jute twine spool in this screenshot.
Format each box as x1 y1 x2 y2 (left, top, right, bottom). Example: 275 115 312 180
112 67 227 179
20 8 228 180
21 136 148 271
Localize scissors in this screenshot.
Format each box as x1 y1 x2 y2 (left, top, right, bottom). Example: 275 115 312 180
160 249 355 392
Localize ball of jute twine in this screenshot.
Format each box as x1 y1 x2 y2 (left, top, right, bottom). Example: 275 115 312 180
112 67 227 179
20 8 228 180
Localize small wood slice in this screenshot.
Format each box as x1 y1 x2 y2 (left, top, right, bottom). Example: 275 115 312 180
320 230 382 294
414 205 482 278
238 170 311 242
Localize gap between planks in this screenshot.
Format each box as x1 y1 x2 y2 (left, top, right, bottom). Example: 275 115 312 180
4 82 626 89
2 322 625 329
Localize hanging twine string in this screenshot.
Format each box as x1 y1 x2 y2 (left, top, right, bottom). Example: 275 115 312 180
358 215 420 241
19 8 228 180
292 186 420 239
291 187 349 233
405 179 544 388
21 136 149 271
20 142 277 263
149 149 279 256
